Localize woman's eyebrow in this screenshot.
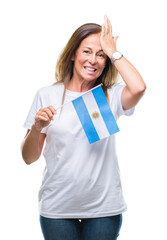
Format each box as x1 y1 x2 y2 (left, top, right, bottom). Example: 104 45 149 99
98 49 104 52
83 47 104 52
83 47 92 50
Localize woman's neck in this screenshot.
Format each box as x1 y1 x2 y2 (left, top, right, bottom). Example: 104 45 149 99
66 77 96 92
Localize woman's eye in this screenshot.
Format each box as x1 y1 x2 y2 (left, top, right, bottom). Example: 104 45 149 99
83 50 90 54
98 54 105 58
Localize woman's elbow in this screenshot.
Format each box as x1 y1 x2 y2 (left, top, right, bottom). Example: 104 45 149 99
140 82 147 93
20 143 38 165
134 82 147 96
21 140 40 165
21 152 36 165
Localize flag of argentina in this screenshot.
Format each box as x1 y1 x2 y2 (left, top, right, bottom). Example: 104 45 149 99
72 85 120 144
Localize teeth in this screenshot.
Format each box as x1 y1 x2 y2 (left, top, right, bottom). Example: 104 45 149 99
85 67 96 72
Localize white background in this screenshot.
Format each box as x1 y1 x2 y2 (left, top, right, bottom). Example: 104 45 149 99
0 0 167 239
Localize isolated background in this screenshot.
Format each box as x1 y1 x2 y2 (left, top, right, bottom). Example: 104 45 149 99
0 0 167 239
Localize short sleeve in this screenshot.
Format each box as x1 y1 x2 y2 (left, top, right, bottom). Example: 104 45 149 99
23 90 47 134
108 84 135 120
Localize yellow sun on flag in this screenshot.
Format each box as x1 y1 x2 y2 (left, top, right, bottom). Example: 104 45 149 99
92 112 99 119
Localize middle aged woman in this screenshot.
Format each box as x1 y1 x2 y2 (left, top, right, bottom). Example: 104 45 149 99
22 15 146 240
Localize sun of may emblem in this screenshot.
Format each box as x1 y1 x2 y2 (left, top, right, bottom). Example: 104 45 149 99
92 111 99 119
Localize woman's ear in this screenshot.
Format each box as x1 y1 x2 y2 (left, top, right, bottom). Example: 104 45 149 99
71 54 75 61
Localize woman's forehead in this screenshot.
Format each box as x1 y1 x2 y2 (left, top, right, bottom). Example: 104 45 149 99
79 33 102 49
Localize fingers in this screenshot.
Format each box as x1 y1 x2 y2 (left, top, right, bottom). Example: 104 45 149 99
100 15 119 57
33 106 56 132
101 20 105 37
103 15 119 43
48 105 57 114
47 106 57 119
36 106 56 122
35 114 49 122
103 15 112 35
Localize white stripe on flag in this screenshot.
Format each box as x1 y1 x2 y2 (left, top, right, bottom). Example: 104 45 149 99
82 91 110 139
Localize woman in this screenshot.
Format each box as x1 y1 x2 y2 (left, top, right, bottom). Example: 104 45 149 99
21 15 146 240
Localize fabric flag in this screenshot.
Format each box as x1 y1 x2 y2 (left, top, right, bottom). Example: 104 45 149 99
72 85 119 144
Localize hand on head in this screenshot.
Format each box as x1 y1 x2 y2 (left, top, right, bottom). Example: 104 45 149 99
100 15 119 58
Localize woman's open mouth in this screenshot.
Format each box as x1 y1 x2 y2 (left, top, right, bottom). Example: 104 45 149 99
84 66 97 73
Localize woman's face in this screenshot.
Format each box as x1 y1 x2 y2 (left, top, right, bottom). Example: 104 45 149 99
72 33 107 84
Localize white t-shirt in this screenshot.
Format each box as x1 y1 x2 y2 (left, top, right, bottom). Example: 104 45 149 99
23 83 135 219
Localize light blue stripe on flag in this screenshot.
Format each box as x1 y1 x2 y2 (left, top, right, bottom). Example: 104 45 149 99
92 86 120 135
72 97 100 144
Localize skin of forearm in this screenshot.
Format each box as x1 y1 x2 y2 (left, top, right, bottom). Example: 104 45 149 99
21 125 41 165
114 56 146 94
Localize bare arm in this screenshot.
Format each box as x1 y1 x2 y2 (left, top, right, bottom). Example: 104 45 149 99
21 105 56 165
114 57 146 110
21 127 46 165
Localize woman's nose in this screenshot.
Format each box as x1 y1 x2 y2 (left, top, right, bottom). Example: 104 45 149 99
89 54 97 65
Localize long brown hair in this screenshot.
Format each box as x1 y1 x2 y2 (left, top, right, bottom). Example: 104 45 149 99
54 23 119 94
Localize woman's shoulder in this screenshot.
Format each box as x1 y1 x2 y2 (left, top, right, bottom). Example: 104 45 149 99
37 82 64 96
